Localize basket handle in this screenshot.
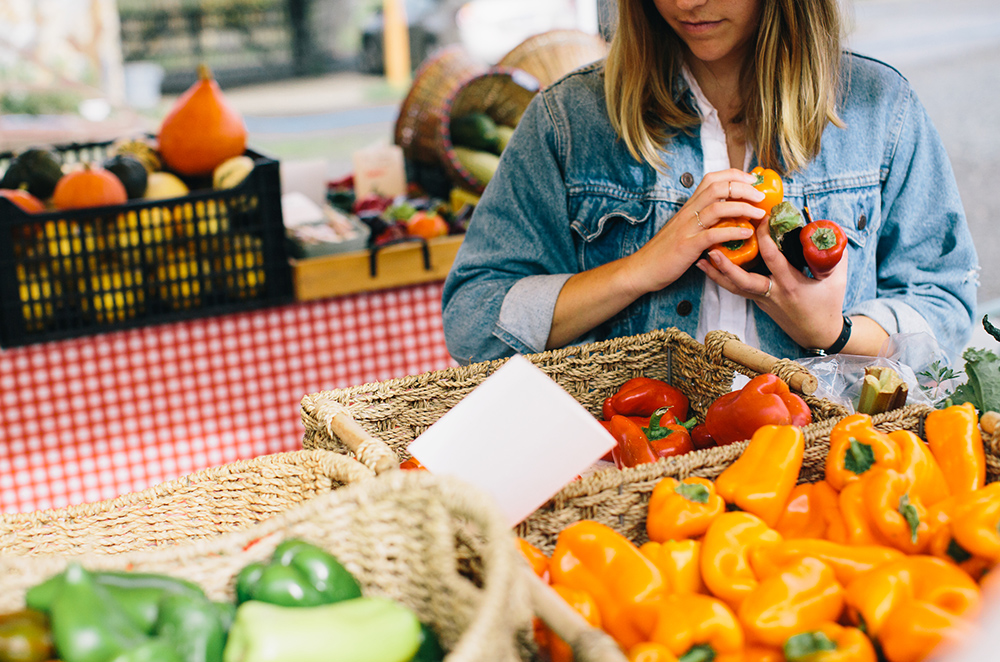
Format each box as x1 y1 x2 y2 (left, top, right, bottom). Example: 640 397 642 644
312 400 400 474
708 332 818 395
524 568 628 662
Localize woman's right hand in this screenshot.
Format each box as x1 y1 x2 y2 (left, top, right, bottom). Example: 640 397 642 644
620 168 767 299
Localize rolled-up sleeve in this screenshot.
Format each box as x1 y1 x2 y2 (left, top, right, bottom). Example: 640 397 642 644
442 91 580 364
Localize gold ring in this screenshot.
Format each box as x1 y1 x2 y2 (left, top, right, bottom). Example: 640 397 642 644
763 278 773 299
695 210 705 229
728 182 733 198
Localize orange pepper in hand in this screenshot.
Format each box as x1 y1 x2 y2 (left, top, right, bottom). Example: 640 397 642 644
710 219 758 266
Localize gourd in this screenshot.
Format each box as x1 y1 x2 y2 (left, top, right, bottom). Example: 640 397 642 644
51 165 128 210
0 148 64 199
103 154 149 199
0 186 47 213
144 171 190 200
158 64 248 177
111 137 162 173
213 155 255 189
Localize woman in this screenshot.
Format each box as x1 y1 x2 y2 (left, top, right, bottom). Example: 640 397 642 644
441 0 978 366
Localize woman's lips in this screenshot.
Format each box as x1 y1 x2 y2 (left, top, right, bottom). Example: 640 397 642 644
678 20 723 35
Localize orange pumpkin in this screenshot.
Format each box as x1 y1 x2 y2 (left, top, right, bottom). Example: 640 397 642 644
158 63 248 177
0 187 46 213
52 165 128 210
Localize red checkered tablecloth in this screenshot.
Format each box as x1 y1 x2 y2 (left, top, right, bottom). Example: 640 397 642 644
0 282 456 514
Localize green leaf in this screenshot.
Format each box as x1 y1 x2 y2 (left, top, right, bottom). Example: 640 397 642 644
674 482 711 504
843 438 875 475
784 631 837 661
952 346 1000 414
679 644 716 662
985 315 1000 342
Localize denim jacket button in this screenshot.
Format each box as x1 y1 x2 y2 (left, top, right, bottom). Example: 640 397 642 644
680 172 695 188
858 213 867 230
676 300 693 316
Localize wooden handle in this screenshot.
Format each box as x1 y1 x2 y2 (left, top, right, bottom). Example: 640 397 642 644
722 338 818 395
313 400 400 474
524 568 628 662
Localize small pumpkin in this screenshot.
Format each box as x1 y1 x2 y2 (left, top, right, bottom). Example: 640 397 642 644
51 164 128 210
158 64 248 177
0 186 46 213
103 154 149 199
212 155 254 189
144 171 190 200
111 136 162 173
0 148 64 200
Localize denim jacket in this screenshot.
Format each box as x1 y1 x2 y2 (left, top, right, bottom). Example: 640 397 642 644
442 53 979 365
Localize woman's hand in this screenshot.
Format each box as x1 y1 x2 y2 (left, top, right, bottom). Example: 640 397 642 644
620 169 767 298
696 217 849 350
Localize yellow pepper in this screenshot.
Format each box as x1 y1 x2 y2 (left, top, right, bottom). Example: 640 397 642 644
516 537 550 581
774 480 840 540
737 557 844 648
648 593 745 662
925 494 996 581
646 477 725 542
741 646 785 662
715 425 805 528
825 414 899 491
627 642 679 662
887 429 950 506
827 478 891 547
750 538 903 587
550 520 665 649
951 481 1000 563
844 555 980 640
543 583 602 662
861 467 932 554
782 624 876 662
925 402 985 495
701 512 783 611
640 540 706 595
879 600 975 662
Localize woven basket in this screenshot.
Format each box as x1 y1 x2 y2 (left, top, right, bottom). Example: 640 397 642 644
0 470 547 662
394 45 488 166
514 403 1000 553
0 449 374 555
438 67 541 193
498 29 609 89
300 327 850 474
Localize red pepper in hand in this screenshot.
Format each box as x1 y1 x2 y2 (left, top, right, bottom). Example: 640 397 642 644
704 373 813 446
605 377 689 421
800 219 847 279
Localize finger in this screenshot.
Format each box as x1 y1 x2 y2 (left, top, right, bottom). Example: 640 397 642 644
706 250 772 294
755 219 797 280
701 199 767 225
701 224 754 247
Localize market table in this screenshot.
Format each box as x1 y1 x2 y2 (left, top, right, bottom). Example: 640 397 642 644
0 280 456 513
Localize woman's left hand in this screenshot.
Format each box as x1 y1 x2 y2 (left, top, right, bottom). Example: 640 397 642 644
696 218 848 350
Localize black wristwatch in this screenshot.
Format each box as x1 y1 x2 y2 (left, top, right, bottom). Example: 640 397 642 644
808 315 853 357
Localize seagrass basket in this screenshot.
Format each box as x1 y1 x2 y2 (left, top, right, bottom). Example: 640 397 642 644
498 29 609 89
0 449 374 555
0 470 548 662
300 327 850 474
438 67 541 193
394 45 488 165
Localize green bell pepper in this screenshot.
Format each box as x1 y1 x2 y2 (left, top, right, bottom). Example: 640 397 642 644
46 563 149 662
235 539 361 607
108 640 182 662
223 598 421 662
0 609 54 662
155 594 228 662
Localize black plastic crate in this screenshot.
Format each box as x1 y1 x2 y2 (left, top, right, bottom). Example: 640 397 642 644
0 141 293 348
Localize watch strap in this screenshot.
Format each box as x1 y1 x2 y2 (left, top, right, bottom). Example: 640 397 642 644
809 315 852 356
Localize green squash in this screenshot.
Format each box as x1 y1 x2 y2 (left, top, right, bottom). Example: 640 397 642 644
0 147 64 200
103 154 149 199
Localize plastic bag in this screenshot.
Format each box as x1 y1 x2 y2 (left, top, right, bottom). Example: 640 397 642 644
795 332 963 413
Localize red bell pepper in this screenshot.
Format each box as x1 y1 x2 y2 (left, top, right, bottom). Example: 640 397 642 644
800 218 847 279
690 424 717 450
704 373 813 446
608 408 696 469
604 377 689 421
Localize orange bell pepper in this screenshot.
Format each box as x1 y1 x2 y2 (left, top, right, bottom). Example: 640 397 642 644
824 413 900 491
878 600 975 662
843 555 980 640
782 624 876 662
627 642 679 662
774 480 840 540
932 481 1000 572
543 583 602 662
701 512 783 611
550 520 665 649
714 425 805 528
925 403 985 495
647 476 725 542
640 540 706 595
751 166 784 218
862 467 932 554
711 219 759 266
924 495 994 582
516 537 550 581
887 429 951 506
648 593 745 662
750 538 904 587
828 478 892 547
737 557 844 648
741 646 785 662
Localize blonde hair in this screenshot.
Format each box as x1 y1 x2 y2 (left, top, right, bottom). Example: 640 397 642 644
604 0 845 175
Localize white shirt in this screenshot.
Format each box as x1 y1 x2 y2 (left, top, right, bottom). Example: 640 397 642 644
683 67 762 350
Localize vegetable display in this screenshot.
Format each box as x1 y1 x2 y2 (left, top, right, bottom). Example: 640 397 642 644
521 405 998 662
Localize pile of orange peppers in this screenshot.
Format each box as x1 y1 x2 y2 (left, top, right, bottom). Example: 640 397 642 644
521 402 1000 662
